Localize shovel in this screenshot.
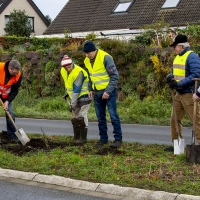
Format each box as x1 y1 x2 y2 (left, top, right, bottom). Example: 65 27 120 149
186 78 200 163
66 98 85 129
0 99 30 146
171 90 185 155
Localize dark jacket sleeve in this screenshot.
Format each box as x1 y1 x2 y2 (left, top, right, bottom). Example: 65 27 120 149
104 55 119 94
6 76 22 103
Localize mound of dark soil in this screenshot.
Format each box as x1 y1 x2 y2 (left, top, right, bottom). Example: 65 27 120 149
0 130 124 156
0 138 70 156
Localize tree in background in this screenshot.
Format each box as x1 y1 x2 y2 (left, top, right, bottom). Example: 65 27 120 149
4 9 32 37
45 15 52 24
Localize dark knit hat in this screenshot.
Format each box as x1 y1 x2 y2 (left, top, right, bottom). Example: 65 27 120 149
83 41 97 53
170 34 188 47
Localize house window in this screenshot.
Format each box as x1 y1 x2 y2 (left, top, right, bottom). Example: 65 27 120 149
28 17 34 32
5 15 34 32
162 0 180 8
113 0 133 13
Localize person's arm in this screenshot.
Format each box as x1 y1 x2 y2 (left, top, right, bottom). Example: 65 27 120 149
177 53 200 88
6 76 22 103
71 71 84 108
104 55 119 95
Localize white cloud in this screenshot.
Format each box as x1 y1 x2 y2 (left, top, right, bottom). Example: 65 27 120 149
32 0 68 20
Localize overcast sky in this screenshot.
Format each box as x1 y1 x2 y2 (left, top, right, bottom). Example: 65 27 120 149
32 0 68 20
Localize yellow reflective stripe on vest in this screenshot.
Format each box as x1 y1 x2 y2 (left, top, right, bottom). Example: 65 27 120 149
84 49 110 90
173 51 193 82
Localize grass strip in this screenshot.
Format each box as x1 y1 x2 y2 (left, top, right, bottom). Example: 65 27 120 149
0 134 199 196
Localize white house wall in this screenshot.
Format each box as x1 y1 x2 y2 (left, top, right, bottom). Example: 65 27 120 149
37 29 143 40
0 0 47 36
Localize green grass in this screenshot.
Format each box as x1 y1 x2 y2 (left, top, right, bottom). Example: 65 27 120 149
0 134 200 196
0 93 197 196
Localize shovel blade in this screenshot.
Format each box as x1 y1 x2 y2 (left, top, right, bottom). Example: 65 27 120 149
174 138 185 155
15 128 30 146
186 144 200 164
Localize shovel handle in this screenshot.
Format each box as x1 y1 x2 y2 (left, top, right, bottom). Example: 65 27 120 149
192 79 199 144
0 98 18 131
66 97 75 118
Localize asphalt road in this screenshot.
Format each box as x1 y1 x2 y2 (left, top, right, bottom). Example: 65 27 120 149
0 178 112 200
0 117 194 145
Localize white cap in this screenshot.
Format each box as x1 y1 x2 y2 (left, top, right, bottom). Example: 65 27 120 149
61 55 72 67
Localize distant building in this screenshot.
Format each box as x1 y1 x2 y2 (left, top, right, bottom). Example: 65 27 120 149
0 0 50 36
43 0 200 40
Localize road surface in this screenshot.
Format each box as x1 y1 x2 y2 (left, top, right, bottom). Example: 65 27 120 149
0 117 193 145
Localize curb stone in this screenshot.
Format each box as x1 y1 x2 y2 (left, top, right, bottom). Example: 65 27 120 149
33 174 99 191
96 184 178 200
0 168 200 200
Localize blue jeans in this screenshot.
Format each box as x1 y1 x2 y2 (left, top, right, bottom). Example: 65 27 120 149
94 88 122 142
6 102 17 139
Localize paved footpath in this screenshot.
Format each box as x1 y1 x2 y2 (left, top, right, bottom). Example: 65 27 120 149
0 168 199 200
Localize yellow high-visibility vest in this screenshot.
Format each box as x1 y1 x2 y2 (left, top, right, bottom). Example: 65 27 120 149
84 49 110 90
60 64 89 99
173 51 193 82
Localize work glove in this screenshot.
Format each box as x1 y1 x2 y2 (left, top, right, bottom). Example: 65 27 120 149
166 73 174 84
69 105 75 112
63 94 69 100
169 81 178 89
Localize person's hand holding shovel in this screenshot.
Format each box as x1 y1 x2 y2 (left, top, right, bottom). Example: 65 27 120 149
63 93 69 100
193 93 200 102
2 100 9 111
69 104 75 112
193 86 200 102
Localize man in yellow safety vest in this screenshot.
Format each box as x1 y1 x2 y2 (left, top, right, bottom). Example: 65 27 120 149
83 41 122 148
165 34 200 152
60 55 91 144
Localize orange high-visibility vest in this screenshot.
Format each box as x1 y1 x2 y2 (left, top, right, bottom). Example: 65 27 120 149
0 62 21 99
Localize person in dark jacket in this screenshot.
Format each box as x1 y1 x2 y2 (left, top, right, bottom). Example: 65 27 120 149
165 34 200 152
0 60 22 142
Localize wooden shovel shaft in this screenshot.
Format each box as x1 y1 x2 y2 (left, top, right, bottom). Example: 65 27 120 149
192 78 199 144
66 97 75 118
0 98 18 131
